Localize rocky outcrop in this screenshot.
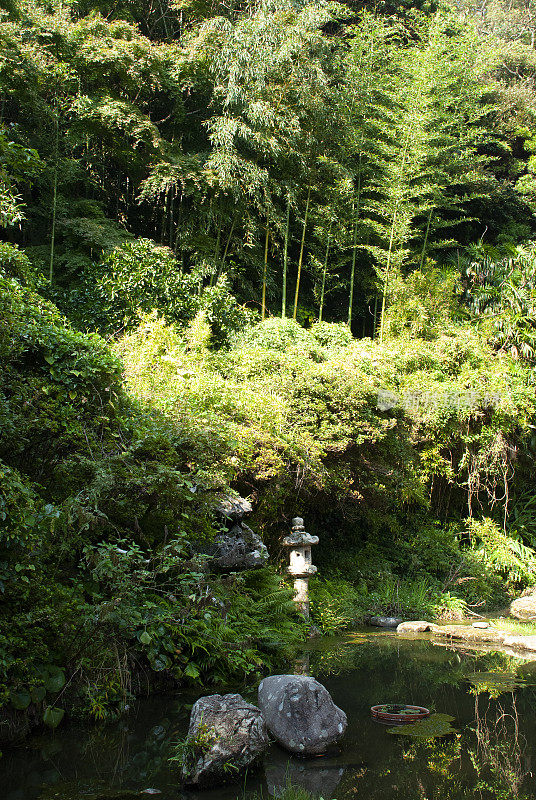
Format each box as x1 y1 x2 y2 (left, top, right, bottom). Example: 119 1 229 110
216 495 253 522
181 694 269 788
501 634 536 652
258 674 347 756
213 523 268 571
210 494 268 571
510 589 536 621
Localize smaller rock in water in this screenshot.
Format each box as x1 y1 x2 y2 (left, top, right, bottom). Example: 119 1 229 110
472 621 489 629
368 615 403 629
181 693 269 788
258 674 347 756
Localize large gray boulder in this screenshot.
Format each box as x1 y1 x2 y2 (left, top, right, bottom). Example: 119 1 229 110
213 523 269 571
181 694 269 787
258 675 347 756
510 589 536 621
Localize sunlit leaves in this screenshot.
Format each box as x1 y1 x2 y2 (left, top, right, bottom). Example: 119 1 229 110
388 713 458 739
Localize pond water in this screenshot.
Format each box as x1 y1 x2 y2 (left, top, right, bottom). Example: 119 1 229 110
4 628 536 800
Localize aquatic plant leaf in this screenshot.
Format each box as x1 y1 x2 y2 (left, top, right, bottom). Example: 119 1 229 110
10 690 31 710
43 705 65 728
31 686 46 703
45 668 65 693
388 713 456 739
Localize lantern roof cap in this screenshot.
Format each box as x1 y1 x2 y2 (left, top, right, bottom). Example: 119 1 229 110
282 531 319 547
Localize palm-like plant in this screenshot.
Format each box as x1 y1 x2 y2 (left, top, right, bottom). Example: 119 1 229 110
462 242 536 362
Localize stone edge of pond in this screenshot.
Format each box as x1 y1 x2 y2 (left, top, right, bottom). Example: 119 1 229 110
396 620 536 655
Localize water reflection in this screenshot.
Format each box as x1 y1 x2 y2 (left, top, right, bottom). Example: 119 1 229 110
3 632 536 800
471 694 531 799
265 749 345 797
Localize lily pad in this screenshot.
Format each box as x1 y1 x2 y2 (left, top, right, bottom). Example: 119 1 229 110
388 713 457 739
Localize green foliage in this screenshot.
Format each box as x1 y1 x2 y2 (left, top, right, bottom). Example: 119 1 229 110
309 321 353 349
0 242 36 286
467 517 536 586
461 243 536 363
309 578 364 634
386 267 459 340
232 317 319 353
170 719 216 773
99 239 199 332
247 786 334 800
388 713 457 739
76 238 255 345
366 575 468 621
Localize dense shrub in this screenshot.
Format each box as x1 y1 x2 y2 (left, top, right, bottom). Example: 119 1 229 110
310 320 353 349
232 317 322 355
0 273 304 731
46 239 255 346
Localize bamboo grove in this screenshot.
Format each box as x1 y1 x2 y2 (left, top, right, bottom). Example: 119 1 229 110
2 0 536 334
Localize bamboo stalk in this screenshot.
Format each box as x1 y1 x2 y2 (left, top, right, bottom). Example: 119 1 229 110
348 209 358 327
262 216 269 321
348 155 363 327
379 204 398 344
379 128 412 343
319 217 333 323
419 205 433 271
49 110 59 285
282 198 290 318
217 217 236 282
293 187 311 321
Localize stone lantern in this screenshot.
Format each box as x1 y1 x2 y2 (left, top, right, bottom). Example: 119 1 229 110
283 517 318 618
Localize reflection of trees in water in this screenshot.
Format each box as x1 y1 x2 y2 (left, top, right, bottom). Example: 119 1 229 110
309 638 522 707
391 695 532 800
470 693 532 800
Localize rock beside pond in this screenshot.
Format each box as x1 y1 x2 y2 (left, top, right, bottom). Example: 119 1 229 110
396 621 440 634
181 693 269 787
502 634 536 652
258 674 347 756
213 523 269 571
367 615 404 628
510 589 536 621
